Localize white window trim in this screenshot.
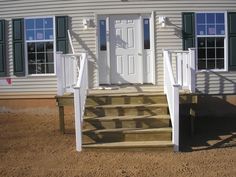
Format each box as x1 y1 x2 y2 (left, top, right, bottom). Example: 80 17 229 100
24 16 56 76
195 11 228 72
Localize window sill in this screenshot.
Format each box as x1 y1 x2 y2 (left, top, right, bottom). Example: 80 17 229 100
196 69 228 73
27 74 56 77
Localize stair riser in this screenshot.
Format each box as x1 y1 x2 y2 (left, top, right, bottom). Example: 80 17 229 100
83 131 172 144
83 119 170 129
86 96 167 106
83 146 173 152
85 107 168 117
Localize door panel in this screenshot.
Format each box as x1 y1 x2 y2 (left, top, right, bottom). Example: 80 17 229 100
116 55 123 74
128 55 135 74
127 28 134 48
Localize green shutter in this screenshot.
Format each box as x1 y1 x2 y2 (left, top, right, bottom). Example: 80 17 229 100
56 16 69 54
182 12 195 50
0 20 6 77
12 19 25 76
228 12 236 70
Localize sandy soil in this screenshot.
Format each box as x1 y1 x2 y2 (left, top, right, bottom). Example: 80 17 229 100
0 112 235 177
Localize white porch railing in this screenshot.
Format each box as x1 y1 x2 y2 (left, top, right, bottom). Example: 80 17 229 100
163 50 180 152
177 48 196 93
163 49 196 152
56 52 88 152
56 53 81 95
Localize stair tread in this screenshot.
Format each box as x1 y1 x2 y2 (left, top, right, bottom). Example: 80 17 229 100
84 115 170 121
86 103 168 108
83 141 172 148
83 127 172 134
87 92 165 97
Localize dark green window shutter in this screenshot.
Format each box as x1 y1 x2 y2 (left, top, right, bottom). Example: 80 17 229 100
56 16 69 54
12 19 25 76
0 20 6 77
228 12 236 70
182 12 195 50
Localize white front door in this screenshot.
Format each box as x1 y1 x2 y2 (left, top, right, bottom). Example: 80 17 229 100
110 15 141 84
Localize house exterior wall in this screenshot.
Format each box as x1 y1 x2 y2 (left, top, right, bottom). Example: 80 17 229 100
0 0 236 97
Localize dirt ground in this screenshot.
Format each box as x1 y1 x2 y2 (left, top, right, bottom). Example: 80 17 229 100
0 112 235 177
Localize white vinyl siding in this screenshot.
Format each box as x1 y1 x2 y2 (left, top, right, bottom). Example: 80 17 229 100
0 0 236 97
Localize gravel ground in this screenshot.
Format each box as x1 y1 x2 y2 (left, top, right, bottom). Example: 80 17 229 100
0 112 235 177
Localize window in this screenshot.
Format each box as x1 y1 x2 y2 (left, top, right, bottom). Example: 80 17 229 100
143 18 150 49
99 20 106 51
25 17 55 74
196 13 226 70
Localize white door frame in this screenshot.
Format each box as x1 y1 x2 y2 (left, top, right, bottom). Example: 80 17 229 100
97 12 155 85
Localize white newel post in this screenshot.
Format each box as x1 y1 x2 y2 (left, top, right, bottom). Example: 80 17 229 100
74 87 82 152
56 52 64 96
189 48 196 93
173 85 180 152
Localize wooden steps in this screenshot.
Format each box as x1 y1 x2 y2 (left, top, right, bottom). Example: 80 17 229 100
81 91 173 150
55 87 198 151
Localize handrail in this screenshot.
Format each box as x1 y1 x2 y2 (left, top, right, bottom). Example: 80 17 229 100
56 52 88 152
73 53 88 152
163 50 180 152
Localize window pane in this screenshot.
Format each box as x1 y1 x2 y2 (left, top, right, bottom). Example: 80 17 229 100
44 18 53 28
46 53 54 62
216 13 224 24
26 19 34 29
207 49 215 58
207 25 216 35
37 64 45 74
216 25 225 35
216 48 224 58
36 19 43 29
46 64 54 73
207 13 215 24
207 60 215 69
26 30 35 40
28 64 36 74
143 19 150 49
36 30 44 40
28 53 35 63
198 60 206 70
198 38 206 48
216 38 224 47
37 53 45 63
27 43 35 53
197 13 205 24
46 42 53 52
198 49 206 58
99 20 106 51
45 30 53 39
197 25 206 35
36 43 44 52
207 38 215 47
216 60 224 69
